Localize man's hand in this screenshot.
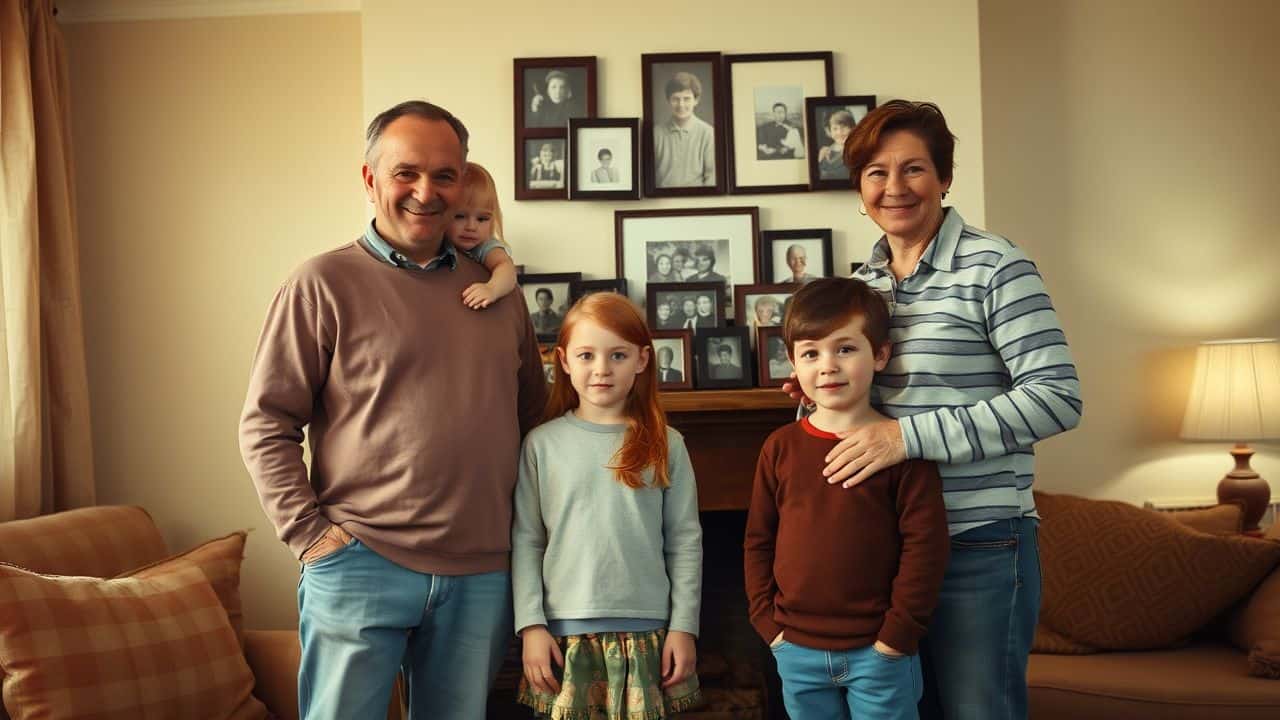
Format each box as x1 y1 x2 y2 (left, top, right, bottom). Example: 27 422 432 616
873 639 905 657
300 524 352 565
661 630 697 688
463 283 498 309
769 630 785 649
521 626 564 694
779 373 809 406
824 418 907 488
818 146 834 163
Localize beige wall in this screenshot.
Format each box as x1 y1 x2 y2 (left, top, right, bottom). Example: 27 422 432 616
979 0 1280 504
65 13 364 629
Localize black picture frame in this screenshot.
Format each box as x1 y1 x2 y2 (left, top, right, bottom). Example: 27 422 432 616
695 326 752 389
641 51 727 198
569 278 629 303
755 325 792 388
723 52 834 195
759 228 834 285
514 56 598 201
569 118 640 201
806 95 876 190
651 329 695 391
518 271 582 342
645 282 725 333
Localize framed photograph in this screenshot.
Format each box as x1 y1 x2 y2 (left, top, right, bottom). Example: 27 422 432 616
651 329 694 391
850 261 864 275
734 284 795 340
569 118 640 201
724 52 834 194
518 272 582 342
569 278 629 303
615 206 759 320
806 95 876 190
760 229 834 285
646 282 725 333
641 52 726 197
756 326 793 388
539 343 559 385
514 56 597 201
695 326 752 389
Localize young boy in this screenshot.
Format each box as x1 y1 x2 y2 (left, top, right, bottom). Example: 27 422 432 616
744 277 949 720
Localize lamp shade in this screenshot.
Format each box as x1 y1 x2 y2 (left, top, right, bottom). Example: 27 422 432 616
1180 338 1280 441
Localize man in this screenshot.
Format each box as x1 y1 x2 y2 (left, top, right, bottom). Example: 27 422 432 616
531 287 562 335
691 245 727 284
653 71 716 188
776 244 819 284
757 102 802 160
657 345 684 383
708 342 741 379
528 69 583 128
239 100 547 719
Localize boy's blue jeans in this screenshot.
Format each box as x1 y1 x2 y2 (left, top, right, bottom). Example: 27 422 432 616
296 537 511 720
919 517 1041 720
771 640 923 719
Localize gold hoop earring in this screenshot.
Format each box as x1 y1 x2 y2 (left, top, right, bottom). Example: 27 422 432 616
858 205 868 216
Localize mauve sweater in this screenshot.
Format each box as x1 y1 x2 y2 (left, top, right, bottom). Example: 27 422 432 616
744 418 949 653
239 239 547 574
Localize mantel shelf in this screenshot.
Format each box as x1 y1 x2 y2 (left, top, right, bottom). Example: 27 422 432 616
659 388 797 413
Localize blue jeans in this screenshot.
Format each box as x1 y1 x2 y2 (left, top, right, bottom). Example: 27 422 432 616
771 640 922 720
296 537 512 720
918 517 1041 720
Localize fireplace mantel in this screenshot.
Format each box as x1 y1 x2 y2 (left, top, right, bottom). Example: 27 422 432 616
660 389 796 511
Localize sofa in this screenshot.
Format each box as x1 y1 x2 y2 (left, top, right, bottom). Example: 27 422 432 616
1027 495 1280 719
0 505 403 720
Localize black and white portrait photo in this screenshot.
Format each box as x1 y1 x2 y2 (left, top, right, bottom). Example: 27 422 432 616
642 53 724 196
744 293 787 328
520 273 581 342
526 139 566 190
654 340 685 383
754 86 805 161
756 326 793 387
707 337 744 379
569 119 639 200
807 96 876 188
644 239 732 292
524 67 588 129
648 285 723 332
760 229 833 286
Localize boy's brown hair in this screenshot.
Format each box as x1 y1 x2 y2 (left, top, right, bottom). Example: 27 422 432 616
783 277 891 357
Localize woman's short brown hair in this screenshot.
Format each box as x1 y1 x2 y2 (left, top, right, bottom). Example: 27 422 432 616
843 100 955 192
783 277 890 357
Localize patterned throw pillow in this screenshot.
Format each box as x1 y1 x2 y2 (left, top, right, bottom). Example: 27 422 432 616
0 563 268 720
1035 491 1280 650
122 532 248 648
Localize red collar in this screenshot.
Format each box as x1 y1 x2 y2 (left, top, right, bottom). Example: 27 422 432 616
800 416 840 440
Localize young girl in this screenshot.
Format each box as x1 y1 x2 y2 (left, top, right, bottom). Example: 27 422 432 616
448 162 517 309
512 292 704 719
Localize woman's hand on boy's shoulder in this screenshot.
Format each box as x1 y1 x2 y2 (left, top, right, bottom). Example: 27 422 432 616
520 625 563 694
661 630 697 688
826 418 907 489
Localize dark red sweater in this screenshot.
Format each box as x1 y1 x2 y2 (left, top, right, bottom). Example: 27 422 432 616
744 418 949 653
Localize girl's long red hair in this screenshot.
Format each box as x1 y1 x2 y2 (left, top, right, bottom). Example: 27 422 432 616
543 292 670 489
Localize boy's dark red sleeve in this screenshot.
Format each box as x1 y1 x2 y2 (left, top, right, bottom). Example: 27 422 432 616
744 438 783 644
878 459 950 654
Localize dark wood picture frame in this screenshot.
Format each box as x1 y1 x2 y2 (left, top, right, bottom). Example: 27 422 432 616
805 95 876 190
518 271 583 342
760 228 834 285
569 278 629 303
569 118 640 201
733 283 795 334
641 51 727 198
614 206 761 321
651 329 695 391
514 56 598 201
694 326 752 389
539 342 559 386
723 52 834 195
755 326 792 388
645 281 726 333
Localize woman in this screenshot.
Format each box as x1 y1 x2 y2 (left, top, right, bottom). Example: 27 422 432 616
791 100 1082 719
648 253 679 283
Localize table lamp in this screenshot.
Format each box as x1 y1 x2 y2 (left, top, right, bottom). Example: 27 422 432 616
1180 338 1280 533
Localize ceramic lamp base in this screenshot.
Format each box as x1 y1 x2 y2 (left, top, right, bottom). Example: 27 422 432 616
1217 443 1272 534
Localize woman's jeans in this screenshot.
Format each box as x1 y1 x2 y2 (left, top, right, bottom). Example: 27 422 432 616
771 640 923 719
296 537 512 720
919 517 1041 720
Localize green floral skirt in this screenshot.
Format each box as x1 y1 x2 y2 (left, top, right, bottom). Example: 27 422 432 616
516 629 702 720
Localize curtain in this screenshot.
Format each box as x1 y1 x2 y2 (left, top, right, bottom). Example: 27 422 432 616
0 0 95 520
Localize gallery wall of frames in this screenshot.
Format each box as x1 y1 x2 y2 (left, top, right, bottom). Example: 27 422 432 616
513 50 876 392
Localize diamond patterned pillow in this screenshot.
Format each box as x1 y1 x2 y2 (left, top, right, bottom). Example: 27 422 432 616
1035 491 1280 650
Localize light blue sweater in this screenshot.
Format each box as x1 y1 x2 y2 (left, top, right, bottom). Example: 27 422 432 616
511 412 703 636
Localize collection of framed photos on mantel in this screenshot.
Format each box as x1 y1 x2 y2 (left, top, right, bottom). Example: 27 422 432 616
514 50 875 392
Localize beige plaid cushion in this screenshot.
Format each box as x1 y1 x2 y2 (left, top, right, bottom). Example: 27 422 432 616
124 532 248 648
0 506 167 578
0 562 268 720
